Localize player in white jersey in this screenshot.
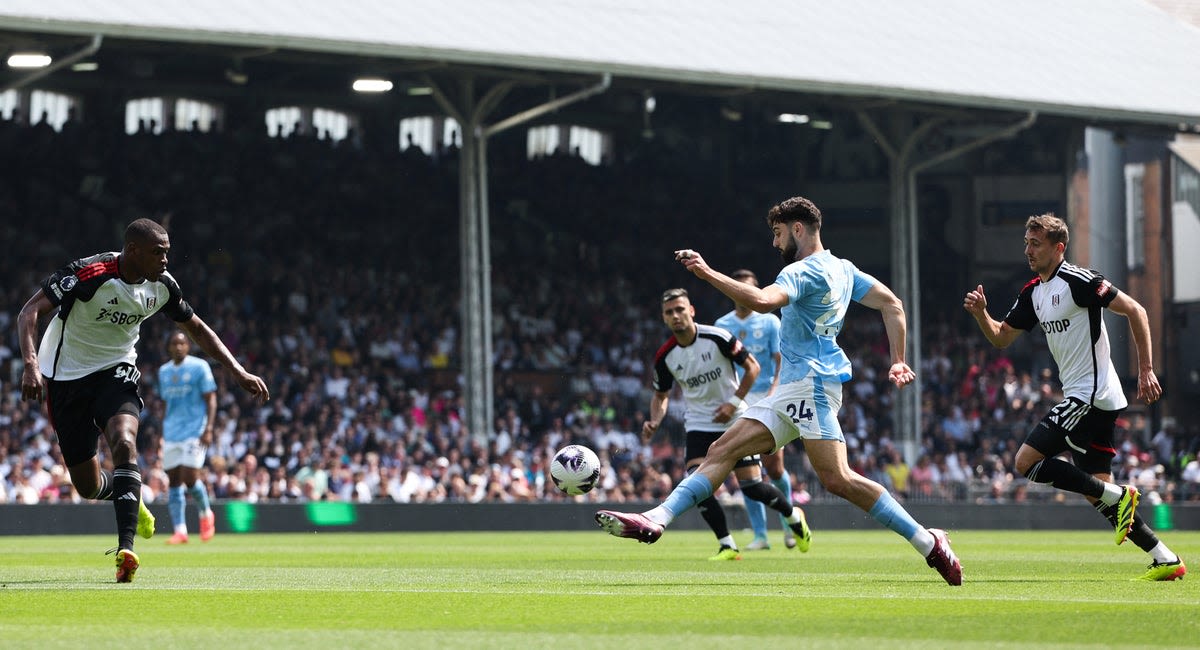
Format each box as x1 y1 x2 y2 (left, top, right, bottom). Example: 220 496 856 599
18 218 270 582
964 213 1184 581
597 196 961 586
714 269 797 551
636 288 810 560
159 331 218 545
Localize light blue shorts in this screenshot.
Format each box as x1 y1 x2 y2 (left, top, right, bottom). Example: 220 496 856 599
742 376 844 450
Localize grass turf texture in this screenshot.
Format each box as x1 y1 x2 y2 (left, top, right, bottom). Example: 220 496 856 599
0 530 1196 649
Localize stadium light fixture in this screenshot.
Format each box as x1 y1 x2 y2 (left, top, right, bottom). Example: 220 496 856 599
777 113 810 124
406 86 433 96
811 119 833 130
71 61 98 72
7 52 52 68
224 68 248 85
353 78 393 93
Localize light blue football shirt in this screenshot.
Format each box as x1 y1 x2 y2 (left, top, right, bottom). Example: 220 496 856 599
714 309 780 395
772 250 876 384
157 355 217 442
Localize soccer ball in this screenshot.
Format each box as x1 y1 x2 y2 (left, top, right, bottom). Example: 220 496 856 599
549 445 601 496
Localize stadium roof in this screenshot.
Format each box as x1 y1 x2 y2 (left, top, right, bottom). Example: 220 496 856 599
1 0 1200 126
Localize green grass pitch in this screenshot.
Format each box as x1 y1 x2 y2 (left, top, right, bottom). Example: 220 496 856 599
0 529 1195 649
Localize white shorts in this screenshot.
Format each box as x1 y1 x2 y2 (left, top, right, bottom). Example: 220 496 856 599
745 391 769 408
162 438 207 470
742 376 844 450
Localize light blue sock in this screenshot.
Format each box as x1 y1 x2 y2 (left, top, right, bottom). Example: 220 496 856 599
168 485 187 531
773 470 794 529
868 491 921 539
189 481 211 514
661 472 715 520
743 493 768 540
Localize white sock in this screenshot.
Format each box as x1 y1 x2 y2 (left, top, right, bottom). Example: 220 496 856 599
784 507 802 524
1097 483 1124 507
909 528 936 556
643 506 673 527
1150 542 1177 564
717 535 737 550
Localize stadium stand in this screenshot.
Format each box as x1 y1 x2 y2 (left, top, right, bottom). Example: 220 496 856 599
1 109 1198 508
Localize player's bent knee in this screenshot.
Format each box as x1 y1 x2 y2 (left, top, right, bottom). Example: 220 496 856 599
107 437 138 464
815 469 853 497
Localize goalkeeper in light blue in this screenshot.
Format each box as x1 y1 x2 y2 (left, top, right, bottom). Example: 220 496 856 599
597 196 962 585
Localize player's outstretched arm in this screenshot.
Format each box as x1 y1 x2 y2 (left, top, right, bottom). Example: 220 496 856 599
857 282 915 388
1106 292 1162 403
179 314 270 403
674 249 787 313
962 284 1021 349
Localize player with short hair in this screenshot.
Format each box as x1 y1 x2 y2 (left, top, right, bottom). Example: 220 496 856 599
18 218 270 582
963 213 1185 581
714 269 796 551
640 288 810 561
598 196 961 585
159 331 218 545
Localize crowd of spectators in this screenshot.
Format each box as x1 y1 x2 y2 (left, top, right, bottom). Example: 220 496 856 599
1 109 1199 510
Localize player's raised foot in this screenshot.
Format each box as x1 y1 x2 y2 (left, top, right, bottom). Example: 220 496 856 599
137 499 156 540
595 510 663 544
709 545 742 561
113 549 140 583
787 507 811 553
925 528 962 586
1114 485 1139 546
199 510 216 542
1136 557 1186 582
745 537 771 551
166 532 188 545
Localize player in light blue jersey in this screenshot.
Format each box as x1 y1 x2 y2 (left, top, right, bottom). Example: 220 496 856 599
714 269 797 551
597 196 962 585
158 331 218 544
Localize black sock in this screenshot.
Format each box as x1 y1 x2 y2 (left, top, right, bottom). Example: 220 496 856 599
1024 458 1105 499
89 471 114 501
697 495 731 540
112 463 142 551
1095 502 1159 552
740 481 792 516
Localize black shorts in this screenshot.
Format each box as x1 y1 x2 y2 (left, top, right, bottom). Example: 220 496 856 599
45 363 143 467
684 430 761 468
1026 397 1120 475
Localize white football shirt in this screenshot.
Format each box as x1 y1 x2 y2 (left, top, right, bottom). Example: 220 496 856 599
1002 261 1127 411
38 252 194 381
651 324 750 432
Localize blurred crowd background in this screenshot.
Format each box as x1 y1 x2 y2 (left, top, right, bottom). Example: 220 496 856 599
1 112 1198 508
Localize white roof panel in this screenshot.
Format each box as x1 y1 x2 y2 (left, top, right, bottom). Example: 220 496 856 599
2 0 1199 124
